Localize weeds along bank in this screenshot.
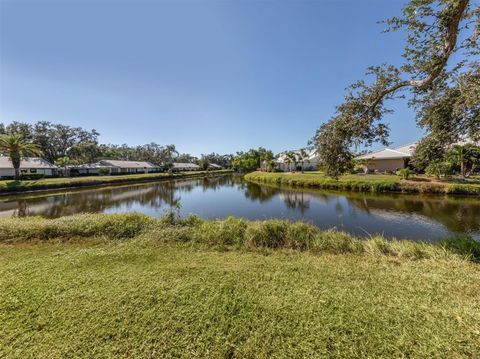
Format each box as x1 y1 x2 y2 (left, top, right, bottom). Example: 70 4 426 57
0 170 232 195
1 213 478 262
244 171 480 195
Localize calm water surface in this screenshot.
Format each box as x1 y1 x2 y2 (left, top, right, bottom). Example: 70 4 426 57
1 175 479 241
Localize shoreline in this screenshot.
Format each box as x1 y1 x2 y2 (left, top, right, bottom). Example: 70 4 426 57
0 170 233 196
244 171 480 196
1 212 478 261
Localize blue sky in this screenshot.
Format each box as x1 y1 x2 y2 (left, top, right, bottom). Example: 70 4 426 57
0 0 422 156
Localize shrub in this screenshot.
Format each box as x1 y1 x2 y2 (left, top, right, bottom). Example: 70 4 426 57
440 235 480 262
396 168 415 180
425 161 451 178
20 173 45 180
98 167 110 175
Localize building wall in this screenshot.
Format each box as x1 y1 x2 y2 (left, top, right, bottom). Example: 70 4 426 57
277 160 318 172
0 168 56 178
0 169 15 178
364 158 406 172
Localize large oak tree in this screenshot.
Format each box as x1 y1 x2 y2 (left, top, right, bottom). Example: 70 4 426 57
314 0 479 177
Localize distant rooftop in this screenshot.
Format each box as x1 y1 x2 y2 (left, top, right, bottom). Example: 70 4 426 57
172 162 201 168
99 160 159 168
357 142 418 160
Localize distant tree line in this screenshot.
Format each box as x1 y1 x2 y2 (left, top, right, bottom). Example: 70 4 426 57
0 121 235 168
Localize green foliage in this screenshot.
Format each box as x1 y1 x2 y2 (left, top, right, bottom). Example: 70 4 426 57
396 168 415 180
98 166 110 175
410 136 447 170
232 147 273 173
3 121 99 163
425 161 452 178
245 171 402 193
445 144 480 177
198 152 233 168
198 158 210 171
19 173 45 181
440 235 480 262
244 171 480 194
313 0 478 177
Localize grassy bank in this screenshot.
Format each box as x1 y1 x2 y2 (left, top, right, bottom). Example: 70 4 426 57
245 171 480 195
1 214 479 358
0 170 232 195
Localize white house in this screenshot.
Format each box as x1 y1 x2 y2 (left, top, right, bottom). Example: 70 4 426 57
172 163 201 171
356 143 417 172
264 149 320 172
67 163 113 176
0 156 57 178
98 160 161 174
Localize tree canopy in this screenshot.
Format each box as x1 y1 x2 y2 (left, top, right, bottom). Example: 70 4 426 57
232 148 274 172
314 0 479 177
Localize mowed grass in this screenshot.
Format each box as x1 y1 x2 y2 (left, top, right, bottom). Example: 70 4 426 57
245 171 480 195
1 213 480 358
1 241 480 358
0 170 232 194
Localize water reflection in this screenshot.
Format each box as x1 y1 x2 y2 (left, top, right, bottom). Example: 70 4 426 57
0 175 478 241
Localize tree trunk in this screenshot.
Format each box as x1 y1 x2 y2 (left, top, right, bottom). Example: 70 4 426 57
14 167 20 181
461 161 465 178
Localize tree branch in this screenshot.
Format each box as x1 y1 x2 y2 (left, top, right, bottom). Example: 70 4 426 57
367 0 470 113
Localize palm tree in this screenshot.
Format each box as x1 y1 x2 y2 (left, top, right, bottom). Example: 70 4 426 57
267 159 277 172
446 144 480 178
284 154 292 172
298 148 310 173
55 156 71 177
286 151 298 172
0 134 43 180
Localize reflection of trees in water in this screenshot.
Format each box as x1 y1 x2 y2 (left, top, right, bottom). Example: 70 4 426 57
245 182 311 213
280 191 310 214
243 182 279 203
9 182 181 217
6 175 236 218
340 193 480 233
245 181 480 234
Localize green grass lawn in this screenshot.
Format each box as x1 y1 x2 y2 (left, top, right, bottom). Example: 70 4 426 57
1 214 480 358
245 171 480 195
0 170 232 194
1 241 479 358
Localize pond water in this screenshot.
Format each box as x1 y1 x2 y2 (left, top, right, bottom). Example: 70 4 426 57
0 175 479 241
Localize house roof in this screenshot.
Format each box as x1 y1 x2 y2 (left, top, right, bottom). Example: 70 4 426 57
99 160 159 168
357 142 417 160
172 162 201 169
0 156 57 169
208 163 222 168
